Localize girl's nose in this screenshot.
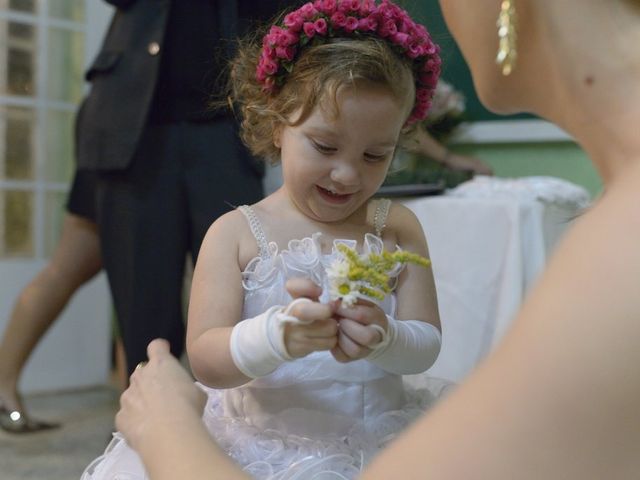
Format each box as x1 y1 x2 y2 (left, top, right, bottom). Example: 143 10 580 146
330 162 359 187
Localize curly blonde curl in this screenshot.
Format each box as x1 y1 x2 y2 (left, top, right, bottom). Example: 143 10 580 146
227 25 416 164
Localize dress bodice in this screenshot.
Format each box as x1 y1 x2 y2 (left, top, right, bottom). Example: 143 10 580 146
219 202 407 437
82 200 446 480
240 231 401 319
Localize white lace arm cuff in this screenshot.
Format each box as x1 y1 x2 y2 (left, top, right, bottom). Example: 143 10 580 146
230 299 312 379
367 316 441 375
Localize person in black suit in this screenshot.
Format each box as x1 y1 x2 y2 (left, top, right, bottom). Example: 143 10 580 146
0 0 301 434
76 0 296 375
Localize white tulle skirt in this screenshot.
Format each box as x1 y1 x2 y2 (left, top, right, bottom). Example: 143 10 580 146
81 377 453 480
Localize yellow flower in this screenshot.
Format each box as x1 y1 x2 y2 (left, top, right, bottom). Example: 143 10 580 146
327 244 431 306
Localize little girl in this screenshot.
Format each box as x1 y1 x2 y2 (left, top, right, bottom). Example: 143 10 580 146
83 1 450 478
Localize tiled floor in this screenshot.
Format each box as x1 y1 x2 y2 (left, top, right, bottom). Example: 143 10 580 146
0 386 119 480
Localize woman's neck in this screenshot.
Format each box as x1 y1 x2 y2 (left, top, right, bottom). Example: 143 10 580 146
527 0 640 185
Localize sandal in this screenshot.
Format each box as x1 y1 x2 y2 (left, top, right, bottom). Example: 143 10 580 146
0 400 59 434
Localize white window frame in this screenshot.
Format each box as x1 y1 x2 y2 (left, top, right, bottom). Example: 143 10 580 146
451 119 573 145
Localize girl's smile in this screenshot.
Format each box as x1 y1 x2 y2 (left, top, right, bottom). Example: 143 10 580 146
315 185 354 204
277 83 411 224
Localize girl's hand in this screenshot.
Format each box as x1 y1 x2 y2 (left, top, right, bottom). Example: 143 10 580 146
116 339 207 453
284 278 339 358
331 299 388 362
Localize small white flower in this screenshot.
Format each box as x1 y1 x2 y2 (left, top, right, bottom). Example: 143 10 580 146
340 290 359 307
326 258 350 280
327 258 361 306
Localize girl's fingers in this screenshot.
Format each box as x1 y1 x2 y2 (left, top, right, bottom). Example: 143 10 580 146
334 302 384 326
287 319 338 342
331 345 351 363
336 328 369 359
305 318 339 338
289 301 333 323
285 277 322 301
339 318 382 347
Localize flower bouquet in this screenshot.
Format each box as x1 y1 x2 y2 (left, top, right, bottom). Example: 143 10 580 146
327 243 430 306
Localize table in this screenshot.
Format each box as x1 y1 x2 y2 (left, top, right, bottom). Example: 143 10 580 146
402 176 590 382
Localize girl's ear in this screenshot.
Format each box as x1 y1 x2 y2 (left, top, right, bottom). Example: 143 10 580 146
273 125 282 149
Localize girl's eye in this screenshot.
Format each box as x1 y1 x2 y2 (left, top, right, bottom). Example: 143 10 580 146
312 140 336 154
364 152 389 162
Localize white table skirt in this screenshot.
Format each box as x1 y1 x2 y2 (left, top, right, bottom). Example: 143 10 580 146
403 176 589 382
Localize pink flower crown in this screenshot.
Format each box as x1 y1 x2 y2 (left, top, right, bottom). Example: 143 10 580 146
256 0 441 125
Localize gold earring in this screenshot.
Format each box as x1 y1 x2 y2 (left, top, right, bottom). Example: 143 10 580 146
496 0 517 76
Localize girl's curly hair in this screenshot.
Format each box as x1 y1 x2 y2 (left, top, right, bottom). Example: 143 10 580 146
226 23 416 164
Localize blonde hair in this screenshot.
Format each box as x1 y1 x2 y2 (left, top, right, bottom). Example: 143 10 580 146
228 28 416 163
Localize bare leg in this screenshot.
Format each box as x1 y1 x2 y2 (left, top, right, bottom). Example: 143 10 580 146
0 213 102 418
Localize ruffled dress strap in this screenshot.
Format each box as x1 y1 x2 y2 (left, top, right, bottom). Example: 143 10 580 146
373 198 391 237
238 205 270 259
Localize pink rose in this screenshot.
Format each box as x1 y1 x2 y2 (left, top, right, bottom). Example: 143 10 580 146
314 18 328 35
279 30 299 47
358 16 377 32
420 72 438 88
263 32 277 47
424 58 441 71
344 16 359 32
275 45 296 61
407 41 423 59
359 0 375 16
330 11 347 28
337 0 350 13
391 31 410 49
269 25 284 37
383 19 398 36
416 88 431 101
284 12 304 32
262 58 279 75
344 0 360 11
303 21 317 38
423 43 438 55
255 65 267 82
299 2 318 20
413 23 428 39
315 0 337 15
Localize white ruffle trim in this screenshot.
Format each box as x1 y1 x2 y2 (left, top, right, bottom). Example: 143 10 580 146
241 233 404 318
201 385 439 480
80 379 454 480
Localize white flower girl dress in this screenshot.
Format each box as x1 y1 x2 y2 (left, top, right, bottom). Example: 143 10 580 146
82 200 452 480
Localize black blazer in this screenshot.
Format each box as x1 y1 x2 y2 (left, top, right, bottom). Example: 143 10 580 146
76 0 300 171
76 0 172 170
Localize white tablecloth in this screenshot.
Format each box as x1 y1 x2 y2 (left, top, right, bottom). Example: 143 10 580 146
403 176 590 382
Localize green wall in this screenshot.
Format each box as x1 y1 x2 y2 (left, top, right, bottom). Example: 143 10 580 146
398 1 603 199
451 142 602 199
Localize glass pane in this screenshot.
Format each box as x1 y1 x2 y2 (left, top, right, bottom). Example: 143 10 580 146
47 26 84 103
0 20 37 96
8 0 36 14
45 109 75 182
1 189 34 258
44 190 66 257
48 0 85 22
1 106 36 181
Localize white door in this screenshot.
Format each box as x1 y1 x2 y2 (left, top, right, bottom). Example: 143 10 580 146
0 0 113 393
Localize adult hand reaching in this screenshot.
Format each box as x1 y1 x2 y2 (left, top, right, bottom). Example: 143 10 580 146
116 339 206 453
115 339 250 480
